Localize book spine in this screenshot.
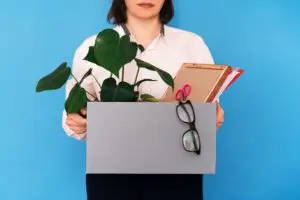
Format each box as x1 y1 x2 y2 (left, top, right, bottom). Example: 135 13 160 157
205 67 233 103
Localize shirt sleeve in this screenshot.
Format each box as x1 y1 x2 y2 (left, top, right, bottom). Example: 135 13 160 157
190 33 215 65
62 38 97 140
190 34 220 102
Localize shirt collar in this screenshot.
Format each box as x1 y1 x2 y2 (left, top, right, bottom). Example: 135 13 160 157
116 23 168 50
120 23 165 37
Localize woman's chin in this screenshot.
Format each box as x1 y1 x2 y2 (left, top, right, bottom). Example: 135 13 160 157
136 13 159 21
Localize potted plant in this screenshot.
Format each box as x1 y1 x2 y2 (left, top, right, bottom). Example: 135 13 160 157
36 28 174 114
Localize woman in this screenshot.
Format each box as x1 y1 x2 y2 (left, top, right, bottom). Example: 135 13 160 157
63 0 224 199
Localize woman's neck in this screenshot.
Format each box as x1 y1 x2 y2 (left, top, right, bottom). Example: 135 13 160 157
125 16 162 48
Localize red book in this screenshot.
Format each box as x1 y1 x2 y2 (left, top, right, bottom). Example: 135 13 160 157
225 69 244 90
212 68 244 102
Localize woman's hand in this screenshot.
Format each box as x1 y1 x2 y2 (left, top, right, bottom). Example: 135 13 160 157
216 102 224 130
66 107 87 134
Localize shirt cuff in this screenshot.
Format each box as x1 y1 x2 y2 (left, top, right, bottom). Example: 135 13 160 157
62 110 87 140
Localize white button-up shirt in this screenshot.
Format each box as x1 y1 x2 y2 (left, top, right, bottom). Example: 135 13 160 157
62 25 215 140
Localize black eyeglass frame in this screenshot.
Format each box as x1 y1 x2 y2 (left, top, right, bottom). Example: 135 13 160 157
176 100 201 155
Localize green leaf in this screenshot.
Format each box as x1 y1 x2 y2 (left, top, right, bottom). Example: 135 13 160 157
133 79 157 87
133 91 139 101
140 94 160 102
36 62 71 92
100 78 135 102
93 29 138 77
119 36 138 65
79 68 93 85
65 84 87 114
83 46 97 64
138 44 145 52
100 78 117 102
114 82 135 102
134 58 174 91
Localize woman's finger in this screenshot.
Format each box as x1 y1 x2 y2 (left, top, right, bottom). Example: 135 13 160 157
69 125 86 134
66 118 80 126
216 103 224 122
80 107 87 116
69 114 87 126
217 116 224 123
216 102 224 129
216 122 223 129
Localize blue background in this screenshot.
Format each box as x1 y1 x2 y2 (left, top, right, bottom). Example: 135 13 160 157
1 0 299 199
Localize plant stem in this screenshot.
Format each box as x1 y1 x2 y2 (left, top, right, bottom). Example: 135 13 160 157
71 72 79 83
79 68 93 85
134 67 140 84
85 90 99 101
71 72 98 101
121 67 124 82
92 74 101 89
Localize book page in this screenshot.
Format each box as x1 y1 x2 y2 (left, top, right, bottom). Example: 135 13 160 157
212 69 240 102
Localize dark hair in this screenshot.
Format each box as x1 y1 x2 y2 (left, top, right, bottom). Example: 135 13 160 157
107 0 174 25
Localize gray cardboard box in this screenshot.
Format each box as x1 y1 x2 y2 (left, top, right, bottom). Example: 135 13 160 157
86 102 216 174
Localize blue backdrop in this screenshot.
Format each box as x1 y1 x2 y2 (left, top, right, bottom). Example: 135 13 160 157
1 0 299 199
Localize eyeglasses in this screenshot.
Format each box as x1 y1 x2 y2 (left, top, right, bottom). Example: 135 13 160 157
175 85 201 155
176 100 201 155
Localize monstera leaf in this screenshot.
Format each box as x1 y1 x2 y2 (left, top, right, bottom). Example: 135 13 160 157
36 62 71 92
64 69 93 113
114 82 135 101
135 58 174 91
65 84 87 114
133 91 140 101
140 94 159 102
84 29 138 78
100 78 117 101
84 46 97 64
100 78 135 102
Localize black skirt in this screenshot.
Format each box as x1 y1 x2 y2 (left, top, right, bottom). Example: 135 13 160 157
86 174 203 200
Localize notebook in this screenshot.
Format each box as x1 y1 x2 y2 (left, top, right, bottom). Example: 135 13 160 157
161 63 243 103
213 68 244 102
